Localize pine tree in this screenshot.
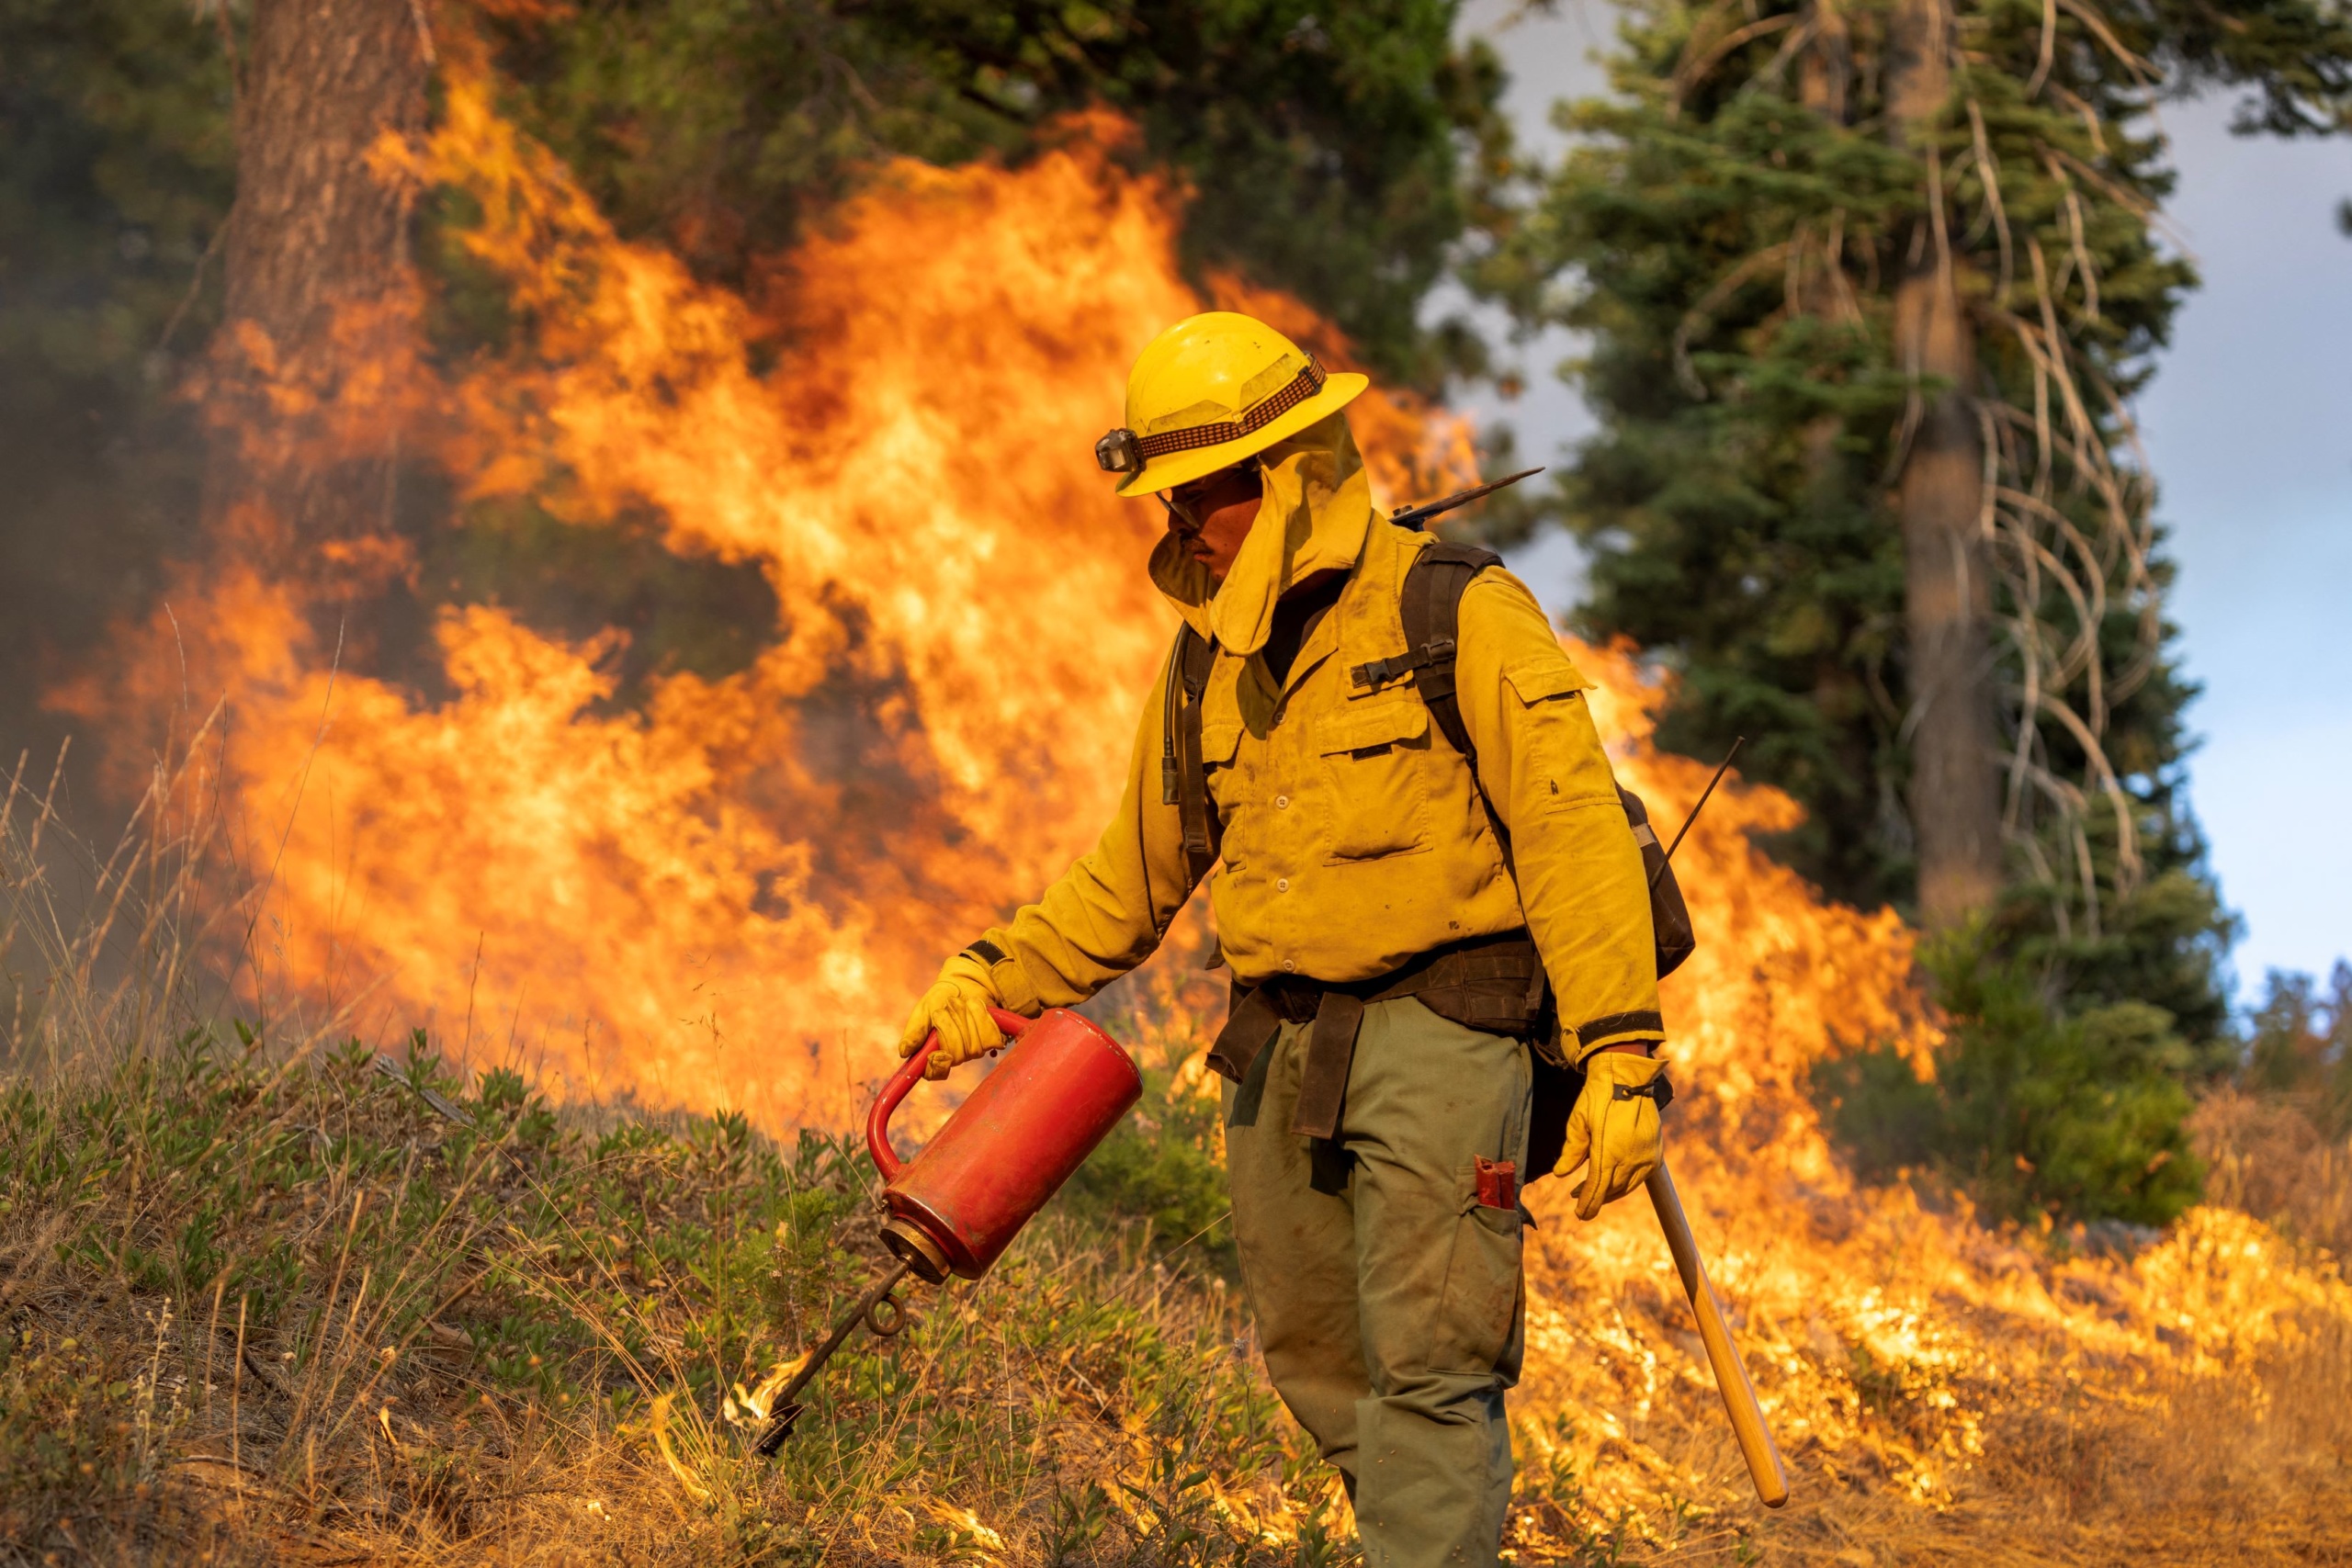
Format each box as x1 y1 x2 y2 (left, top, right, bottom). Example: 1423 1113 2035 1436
201 0 430 594
483 0 1508 387
1473 0 2352 1213
0 0 235 760
1 0 1507 761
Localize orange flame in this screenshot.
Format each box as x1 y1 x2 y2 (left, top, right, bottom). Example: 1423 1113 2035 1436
59 63 1470 1129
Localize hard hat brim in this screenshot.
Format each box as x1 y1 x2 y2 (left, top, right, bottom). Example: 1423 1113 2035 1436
1115 372 1369 499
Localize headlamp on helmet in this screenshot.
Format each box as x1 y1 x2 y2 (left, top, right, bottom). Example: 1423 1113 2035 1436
1100 312 1368 496
1094 428 1143 475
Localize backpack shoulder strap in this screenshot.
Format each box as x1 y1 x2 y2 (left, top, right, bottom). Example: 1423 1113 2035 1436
1399 542 1503 772
1352 542 1702 987
1343 540 1513 863
1395 542 1538 1001
1179 623 1217 700
1163 624 1221 886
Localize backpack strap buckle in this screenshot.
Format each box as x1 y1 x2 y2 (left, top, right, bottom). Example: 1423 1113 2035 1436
1348 637 1455 692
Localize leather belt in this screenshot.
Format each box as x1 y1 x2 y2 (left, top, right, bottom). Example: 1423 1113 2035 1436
1206 931 1550 1141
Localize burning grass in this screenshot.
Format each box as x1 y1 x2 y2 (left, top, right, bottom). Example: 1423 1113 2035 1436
6 759 2352 1566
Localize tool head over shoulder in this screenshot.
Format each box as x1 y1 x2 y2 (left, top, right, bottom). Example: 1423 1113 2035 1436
1097 311 1367 498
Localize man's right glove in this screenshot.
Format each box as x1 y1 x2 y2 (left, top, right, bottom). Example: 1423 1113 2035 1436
897 951 1007 1081
1555 1049 1671 1221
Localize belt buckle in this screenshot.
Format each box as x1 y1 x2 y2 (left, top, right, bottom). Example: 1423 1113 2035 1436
1275 980 1324 1025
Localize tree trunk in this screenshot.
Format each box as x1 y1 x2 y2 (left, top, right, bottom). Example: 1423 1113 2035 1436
1797 0 1852 507
203 0 430 593
1798 0 1850 123
1883 0 2001 930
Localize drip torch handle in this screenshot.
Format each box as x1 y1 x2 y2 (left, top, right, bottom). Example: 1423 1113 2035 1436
866 1006 1033 1182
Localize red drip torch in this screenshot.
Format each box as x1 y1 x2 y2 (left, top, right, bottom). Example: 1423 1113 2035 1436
756 1007 1142 1452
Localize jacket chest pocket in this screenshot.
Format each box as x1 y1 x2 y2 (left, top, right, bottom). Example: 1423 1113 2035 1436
1317 699 1432 863
1201 722 1249 868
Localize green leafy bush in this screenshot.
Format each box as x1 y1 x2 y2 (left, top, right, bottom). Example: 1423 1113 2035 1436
1813 924 2204 1226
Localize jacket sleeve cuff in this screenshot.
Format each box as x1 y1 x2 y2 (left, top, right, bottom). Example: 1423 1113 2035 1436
1566 1010 1666 1063
967 933 1045 1017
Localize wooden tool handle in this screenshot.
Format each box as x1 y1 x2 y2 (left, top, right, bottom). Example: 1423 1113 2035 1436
1645 1160 1790 1507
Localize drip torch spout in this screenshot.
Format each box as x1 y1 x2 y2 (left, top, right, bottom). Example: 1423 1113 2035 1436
754 1258 914 1454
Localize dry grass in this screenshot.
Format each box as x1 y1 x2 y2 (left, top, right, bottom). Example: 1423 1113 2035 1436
1493 1261 2352 1567
0 1035 1323 1565
5 753 2351 1566
2193 1086 2352 1260
1485 1127 2352 1567
0 750 1340 1565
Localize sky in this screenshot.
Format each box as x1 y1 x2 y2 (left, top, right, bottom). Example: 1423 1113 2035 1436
1453 0 2352 1002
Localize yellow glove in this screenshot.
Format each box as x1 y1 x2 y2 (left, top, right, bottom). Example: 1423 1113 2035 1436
1556 1050 1670 1221
897 952 1006 1082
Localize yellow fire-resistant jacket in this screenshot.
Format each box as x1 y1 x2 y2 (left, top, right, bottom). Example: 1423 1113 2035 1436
973 416 1664 1062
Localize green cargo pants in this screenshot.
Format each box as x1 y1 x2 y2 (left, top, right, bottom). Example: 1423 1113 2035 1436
1223 995 1532 1568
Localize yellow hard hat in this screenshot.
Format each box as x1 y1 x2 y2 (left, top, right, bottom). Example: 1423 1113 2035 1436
1094 311 1368 497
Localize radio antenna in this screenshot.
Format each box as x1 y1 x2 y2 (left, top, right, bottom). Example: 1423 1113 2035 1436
1651 736 1746 888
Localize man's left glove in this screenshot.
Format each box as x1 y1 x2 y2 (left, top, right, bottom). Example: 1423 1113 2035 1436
897 951 1007 1082
1555 1049 1671 1222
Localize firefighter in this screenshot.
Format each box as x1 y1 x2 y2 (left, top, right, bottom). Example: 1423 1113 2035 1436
900 311 1668 1567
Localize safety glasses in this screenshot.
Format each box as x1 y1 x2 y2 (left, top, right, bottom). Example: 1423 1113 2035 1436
1162 460 1264 534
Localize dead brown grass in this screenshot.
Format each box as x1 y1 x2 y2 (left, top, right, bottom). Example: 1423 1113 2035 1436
2193 1087 2352 1260
1484 1080 2352 1568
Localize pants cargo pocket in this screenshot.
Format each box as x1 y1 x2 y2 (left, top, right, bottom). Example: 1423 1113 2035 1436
1427 1161 1525 1374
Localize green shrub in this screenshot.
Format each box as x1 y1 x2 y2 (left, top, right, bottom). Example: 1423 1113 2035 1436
1813 923 2204 1226
2243 962 2352 1135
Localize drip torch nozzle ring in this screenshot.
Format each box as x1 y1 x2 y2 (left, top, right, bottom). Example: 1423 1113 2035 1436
865 1292 906 1337
880 1215 954 1283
